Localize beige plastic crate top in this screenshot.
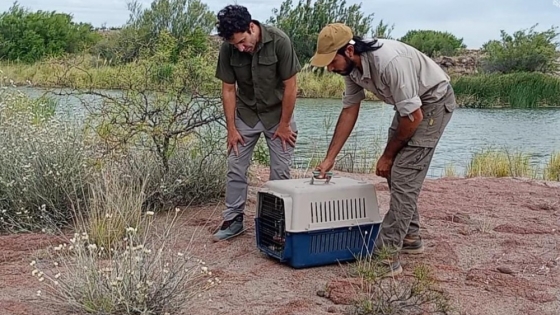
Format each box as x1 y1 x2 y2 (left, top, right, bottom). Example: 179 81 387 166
257 176 382 233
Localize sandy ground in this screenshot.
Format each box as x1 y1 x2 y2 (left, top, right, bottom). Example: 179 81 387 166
1 166 559 315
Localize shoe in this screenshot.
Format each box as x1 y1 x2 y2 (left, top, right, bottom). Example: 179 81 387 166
401 235 424 254
212 214 244 242
379 256 403 277
371 247 404 278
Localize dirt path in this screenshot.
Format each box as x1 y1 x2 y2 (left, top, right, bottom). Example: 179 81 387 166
1 169 559 315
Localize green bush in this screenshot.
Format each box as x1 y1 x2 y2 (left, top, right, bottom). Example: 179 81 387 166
0 2 101 63
90 0 215 65
399 30 466 57
480 24 560 74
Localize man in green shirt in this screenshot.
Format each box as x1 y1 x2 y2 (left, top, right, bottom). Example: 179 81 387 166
311 23 456 276
213 5 302 241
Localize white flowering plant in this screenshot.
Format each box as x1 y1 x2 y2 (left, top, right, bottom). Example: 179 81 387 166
0 73 93 232
30 186 219 315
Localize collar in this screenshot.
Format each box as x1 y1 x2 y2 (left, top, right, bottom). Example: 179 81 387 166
253 20 273 44
357 51 372 80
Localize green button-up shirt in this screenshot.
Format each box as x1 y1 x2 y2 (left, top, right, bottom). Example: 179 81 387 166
215 22 302 130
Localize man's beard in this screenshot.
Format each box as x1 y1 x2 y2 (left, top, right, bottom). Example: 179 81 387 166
333 56 356 76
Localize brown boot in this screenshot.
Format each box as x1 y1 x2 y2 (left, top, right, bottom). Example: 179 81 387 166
379 256 403 277
401 235 424 254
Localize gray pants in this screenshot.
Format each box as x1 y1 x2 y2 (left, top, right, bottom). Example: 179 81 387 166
223 114 297 221
374 84 456 252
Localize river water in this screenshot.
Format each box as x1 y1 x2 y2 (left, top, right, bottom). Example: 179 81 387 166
13 87 560 178
293 98 560 177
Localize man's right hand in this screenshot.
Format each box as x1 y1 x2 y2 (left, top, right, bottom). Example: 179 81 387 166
227 128 245 156
315 158 335 179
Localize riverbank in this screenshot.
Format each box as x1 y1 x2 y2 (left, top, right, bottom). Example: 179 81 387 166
0 57 379 101
3 56 560 108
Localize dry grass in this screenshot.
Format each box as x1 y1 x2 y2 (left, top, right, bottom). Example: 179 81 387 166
543 151 560 181
347 247 456 315
465 149 536 178
29 166 218 314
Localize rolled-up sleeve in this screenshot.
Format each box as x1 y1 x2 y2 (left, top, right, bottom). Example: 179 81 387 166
342 76 365 108
382 56 421 116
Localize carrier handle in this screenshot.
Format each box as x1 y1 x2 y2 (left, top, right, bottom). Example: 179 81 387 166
310 171 333 184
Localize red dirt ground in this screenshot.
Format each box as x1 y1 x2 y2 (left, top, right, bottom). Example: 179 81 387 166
1 167 559 315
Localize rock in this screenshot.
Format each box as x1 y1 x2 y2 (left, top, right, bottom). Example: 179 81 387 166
325 278 363 305
497 267 515 274
327 306 338 313
316 290 327 298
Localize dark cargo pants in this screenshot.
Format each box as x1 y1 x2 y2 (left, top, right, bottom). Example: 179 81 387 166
373 83 456 252
223 114 297 221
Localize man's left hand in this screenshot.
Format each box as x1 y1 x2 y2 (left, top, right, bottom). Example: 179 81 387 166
272 124 297 151
375 154 393 178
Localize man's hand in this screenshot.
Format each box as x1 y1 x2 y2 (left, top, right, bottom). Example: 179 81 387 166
315 158 335 178
272 124 297 151
375 154 393 178
227 128 245 156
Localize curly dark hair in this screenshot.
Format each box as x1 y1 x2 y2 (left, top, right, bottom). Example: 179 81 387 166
216 5 252 41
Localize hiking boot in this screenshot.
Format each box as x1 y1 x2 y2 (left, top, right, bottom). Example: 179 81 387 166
401 235 424 254
379 255 403 277
212 214 244 242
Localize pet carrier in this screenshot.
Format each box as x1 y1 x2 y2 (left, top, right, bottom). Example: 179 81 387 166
255 172 382 268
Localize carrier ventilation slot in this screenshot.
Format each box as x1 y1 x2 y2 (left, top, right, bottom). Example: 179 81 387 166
310 198 367 223
310 228 364 253
258 193 286 255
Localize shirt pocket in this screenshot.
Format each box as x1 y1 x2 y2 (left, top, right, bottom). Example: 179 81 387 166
230 58 252 83
257 55 278 86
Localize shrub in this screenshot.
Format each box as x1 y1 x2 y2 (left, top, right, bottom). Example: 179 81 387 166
0 2 101 63
348 248 455 314
399 30 466 57
480 24 560 74
0 65 227 235
0 80 92 233
30 170 220 314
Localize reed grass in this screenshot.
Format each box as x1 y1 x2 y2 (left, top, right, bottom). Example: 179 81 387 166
465 149 536 178
543 151 560 181
452 72 560 108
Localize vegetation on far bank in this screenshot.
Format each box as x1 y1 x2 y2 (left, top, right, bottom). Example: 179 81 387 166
453 72 560 108
2 0 560 107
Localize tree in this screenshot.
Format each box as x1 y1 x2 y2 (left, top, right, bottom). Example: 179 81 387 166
0 1 101 63
480 24 560 74
399 30 466 57
372 19 395 39
266 0 389 64
92 0 216 64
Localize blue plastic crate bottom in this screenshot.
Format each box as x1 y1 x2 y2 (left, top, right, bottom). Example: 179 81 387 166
255 218 380 269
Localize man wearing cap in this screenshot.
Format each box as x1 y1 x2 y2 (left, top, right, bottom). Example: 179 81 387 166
212 5 302 241
312 23 456 276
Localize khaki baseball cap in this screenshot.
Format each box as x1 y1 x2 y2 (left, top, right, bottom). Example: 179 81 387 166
310 23 353 67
